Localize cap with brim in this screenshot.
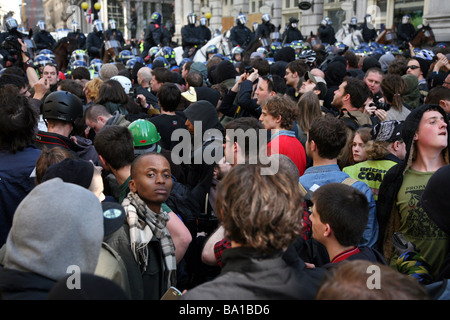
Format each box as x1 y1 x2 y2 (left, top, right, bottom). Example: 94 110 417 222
181 87 197 102
182 87 220 107
101 201 126 237
371 120 404 142
304 71 317 84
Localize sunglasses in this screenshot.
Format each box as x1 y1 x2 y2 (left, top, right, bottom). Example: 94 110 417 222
407 65 420 70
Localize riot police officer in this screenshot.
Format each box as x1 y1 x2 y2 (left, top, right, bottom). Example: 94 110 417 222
397 14 416 49
254 14 275 42
229 14 253 49
105 19 125 48
86 20 105 61
281 16 304 44
67 21 86 50
33 20 56 50
317 17 336 45
360 14 377 43
142 12 171 59
181 12 204 58
349 17 359 33
0 17 24 44
198 17 212 45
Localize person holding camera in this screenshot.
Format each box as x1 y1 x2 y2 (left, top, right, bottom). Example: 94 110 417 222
365 74 411 124
0 36 39 87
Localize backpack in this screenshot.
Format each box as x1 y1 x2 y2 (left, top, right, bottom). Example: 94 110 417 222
299 177 358 240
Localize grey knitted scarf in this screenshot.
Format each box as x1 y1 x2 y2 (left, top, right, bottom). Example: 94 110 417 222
122 191 176 288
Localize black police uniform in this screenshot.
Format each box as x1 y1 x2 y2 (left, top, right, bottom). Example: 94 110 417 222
105 28 125 48
282 25 304 44
67 31 86 50
86 30 105 60
361 22 377 43
255 22 275 40
397 22 416 46
318 24 336 45
142 22 171 58
181 24 204 58
198 25 212 45
33 31 56 50
230 24 253 48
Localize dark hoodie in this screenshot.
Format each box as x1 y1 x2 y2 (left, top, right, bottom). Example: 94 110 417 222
211 60 237 88
182 100 224 214
274 46 295 63
323 61 348 112
420 164 450 280
377 104 450 271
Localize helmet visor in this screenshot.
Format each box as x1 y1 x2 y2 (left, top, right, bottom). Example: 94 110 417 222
37 21 46 31
94 21 103 32
237 15 246 25
71 21 79 32
188 15 197 24
6 18 18 31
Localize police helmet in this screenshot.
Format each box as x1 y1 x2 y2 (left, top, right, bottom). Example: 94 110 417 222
188 13 197 25
151 12 162 25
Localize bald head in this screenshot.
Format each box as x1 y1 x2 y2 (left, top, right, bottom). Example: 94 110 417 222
137 67 153 86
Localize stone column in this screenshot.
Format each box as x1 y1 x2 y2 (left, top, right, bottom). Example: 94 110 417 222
423 0 450 42
209 0 222 35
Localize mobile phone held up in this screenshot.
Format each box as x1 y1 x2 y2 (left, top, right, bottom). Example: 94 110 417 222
160 286 182 300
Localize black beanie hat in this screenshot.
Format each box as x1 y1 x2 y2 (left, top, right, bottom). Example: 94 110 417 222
212 60 237 84
274 46 295 63
42 158 95 189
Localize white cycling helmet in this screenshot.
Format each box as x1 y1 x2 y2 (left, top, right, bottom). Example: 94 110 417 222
111 75 132 94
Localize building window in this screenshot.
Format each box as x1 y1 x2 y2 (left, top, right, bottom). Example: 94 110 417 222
107 0 124 32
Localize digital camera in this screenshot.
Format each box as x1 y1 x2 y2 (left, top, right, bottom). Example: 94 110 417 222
370 100 390 111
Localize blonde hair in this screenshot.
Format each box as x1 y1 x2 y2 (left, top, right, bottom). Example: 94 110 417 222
84 78 103 102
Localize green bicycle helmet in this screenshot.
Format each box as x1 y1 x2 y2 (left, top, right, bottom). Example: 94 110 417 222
128 119 161 147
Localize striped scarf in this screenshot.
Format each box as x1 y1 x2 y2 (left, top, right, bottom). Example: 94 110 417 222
122 191 177 288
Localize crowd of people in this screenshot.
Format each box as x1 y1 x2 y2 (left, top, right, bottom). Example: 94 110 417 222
0 11 450 302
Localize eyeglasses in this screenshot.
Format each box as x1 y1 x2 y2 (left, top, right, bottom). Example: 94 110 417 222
407 65 420 70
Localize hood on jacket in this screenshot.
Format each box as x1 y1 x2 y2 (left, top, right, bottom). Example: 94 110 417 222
212 60 238 84
401 104 450 174
4 178 104 281
183 100 224 134
402 74 421 110
274 46 296 63
325 61 347 87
